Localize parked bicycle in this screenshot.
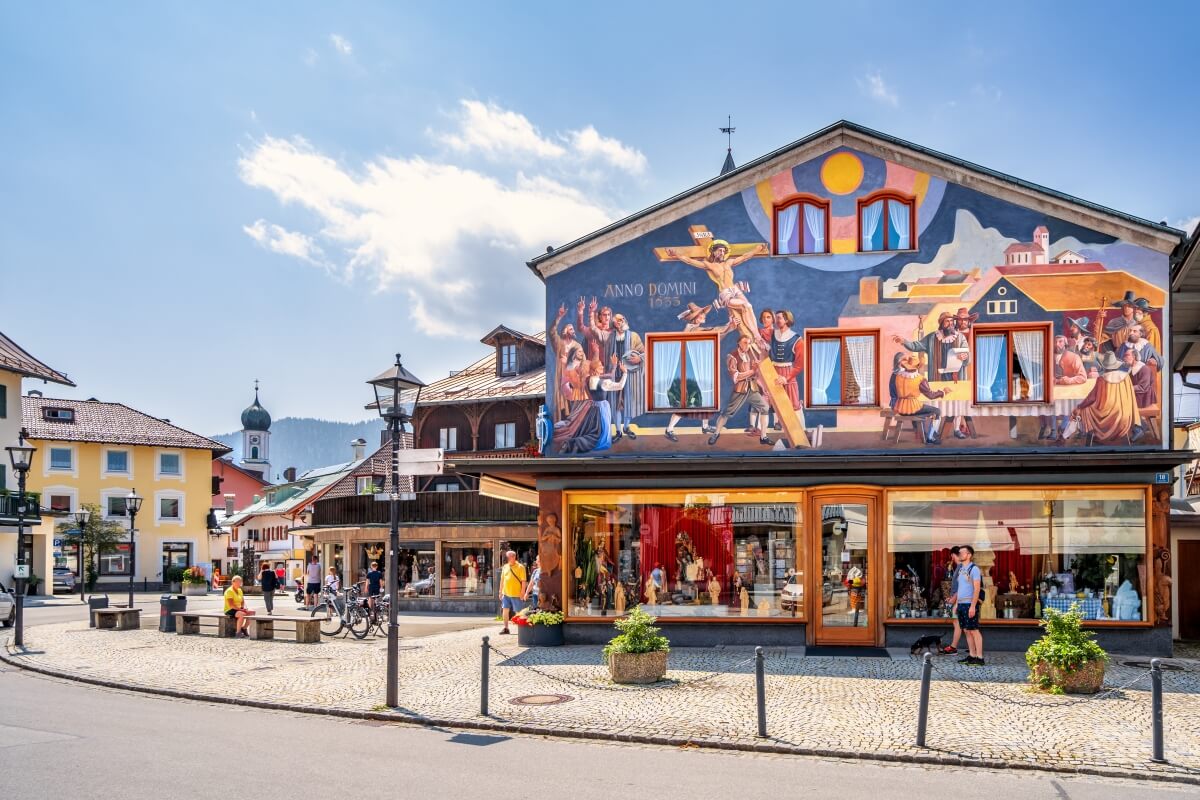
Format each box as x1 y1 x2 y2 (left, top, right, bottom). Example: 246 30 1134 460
310 584 371 638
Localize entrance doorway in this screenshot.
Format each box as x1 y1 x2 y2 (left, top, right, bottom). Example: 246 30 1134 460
810 491 880 645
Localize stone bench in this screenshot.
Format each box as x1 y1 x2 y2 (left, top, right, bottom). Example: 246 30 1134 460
93 607 142 630
172 612 319 643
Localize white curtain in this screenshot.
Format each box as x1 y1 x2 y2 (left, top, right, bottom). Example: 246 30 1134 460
652 340 681 408
776 204 799 254
845 335 876 405
975 334 1007 402
860 200 883 251
686 339 715 406
803 203 825 253
811 339 841 405
887 200 911 249
1013 330 1045 401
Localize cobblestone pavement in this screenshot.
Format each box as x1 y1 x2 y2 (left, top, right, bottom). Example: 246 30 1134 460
5 622 1200 781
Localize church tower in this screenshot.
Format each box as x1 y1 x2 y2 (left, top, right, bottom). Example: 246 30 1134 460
240 382 272 481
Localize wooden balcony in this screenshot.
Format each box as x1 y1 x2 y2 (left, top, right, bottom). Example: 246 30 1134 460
0 492 41 527
313 490 536 527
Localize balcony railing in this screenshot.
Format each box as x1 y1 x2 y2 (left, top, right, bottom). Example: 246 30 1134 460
0 492 42 526
313 490 536 527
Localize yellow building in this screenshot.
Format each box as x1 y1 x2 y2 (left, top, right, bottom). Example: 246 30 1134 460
22 394 230 591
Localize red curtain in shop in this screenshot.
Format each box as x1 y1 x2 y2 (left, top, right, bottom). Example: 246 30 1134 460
931 503 1032 594
640 506 733 589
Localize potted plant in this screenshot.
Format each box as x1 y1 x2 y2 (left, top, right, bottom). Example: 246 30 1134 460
513 609 564 646
163 566 185 593
182 566 208 596
1026 604 1108 694
603 606 669 684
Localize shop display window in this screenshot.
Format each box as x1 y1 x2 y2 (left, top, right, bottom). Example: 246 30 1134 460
398 542 436 597
566 491 805 619
887 488 1147 623
442 544 493 597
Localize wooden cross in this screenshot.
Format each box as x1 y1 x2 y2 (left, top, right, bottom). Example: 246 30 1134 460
653 225 766 262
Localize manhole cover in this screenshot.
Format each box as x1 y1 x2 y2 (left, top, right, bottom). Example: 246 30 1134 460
1120 660 1185 671
509 693 573 706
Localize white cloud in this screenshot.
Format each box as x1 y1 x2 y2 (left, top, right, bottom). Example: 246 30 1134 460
242 219 325 265
858 71 899 107
238 134 621 337
568 125 647 175
1174 215 1200 236
329 34 353 55
436 100 566 160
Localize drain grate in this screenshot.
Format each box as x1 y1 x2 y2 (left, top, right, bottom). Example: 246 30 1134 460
1120 660 1185 671
509 693 573 706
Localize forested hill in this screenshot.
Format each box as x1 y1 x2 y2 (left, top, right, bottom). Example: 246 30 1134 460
211 417 385 481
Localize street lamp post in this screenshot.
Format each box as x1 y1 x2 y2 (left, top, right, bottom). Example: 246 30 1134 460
369 353 425 708
6 430 36 648
124 490 143 609
73 507 91 604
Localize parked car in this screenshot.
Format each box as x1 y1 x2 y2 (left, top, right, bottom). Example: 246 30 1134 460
780 575 836 611
0 583 14 627
52 567 77 593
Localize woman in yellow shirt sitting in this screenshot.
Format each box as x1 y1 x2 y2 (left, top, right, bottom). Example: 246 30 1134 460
223 575 255 638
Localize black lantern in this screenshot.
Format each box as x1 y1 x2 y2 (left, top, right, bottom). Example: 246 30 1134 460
73 507 90 602
369 353 425 425
5 441 35 474
124 489 142 609
6 430 35 647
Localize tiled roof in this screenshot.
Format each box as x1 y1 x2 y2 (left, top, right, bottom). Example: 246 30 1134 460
419 332 546 406
1003 270 1166 311
994 263 1105 276
222 459 364 526
1003 242 1045 254
323 435 416 499
0 332 74 385
22 396 231 454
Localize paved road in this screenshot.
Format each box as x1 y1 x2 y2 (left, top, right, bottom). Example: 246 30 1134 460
0 667 1190 799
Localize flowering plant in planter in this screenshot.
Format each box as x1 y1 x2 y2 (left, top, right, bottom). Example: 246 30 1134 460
1026 605 1108 694
511 609 564 627
182 567 207 585
513 608 564 646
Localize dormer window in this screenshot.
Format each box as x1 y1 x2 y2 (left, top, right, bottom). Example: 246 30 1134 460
43 407 74 422
773 196 829 255
858 191 916 252
499 344 517 375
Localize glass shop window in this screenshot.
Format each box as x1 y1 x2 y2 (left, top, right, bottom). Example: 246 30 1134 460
442 544 494 597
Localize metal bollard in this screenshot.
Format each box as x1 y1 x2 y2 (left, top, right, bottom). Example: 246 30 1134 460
755 646 767 738
481 635 490 717
1150 658 1165 763
916 652 933 747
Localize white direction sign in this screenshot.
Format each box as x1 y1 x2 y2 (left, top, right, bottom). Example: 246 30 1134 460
392 447 444 476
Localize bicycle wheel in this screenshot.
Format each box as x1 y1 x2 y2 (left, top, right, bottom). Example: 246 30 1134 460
312 603 343 637
348 604 371 639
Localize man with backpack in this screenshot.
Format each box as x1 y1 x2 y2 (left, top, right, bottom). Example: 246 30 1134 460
950 544 985 666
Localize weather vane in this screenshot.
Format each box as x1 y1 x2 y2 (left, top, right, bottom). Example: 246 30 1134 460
719 115 735 152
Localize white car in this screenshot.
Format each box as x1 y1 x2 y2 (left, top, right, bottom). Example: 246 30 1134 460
0 583 14 627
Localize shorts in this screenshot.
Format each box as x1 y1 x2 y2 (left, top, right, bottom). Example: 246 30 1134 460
225 608 239 618
368 587 381 597
956 603 980 631
306 582 320 594
501 595 524 612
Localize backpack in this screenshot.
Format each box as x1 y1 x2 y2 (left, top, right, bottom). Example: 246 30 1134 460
959 563 985 603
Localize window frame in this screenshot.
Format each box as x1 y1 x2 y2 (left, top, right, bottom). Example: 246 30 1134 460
803 327 882 409
644 330 722 414
48 446 74 472
155 490 185 525
499 344 518 375
438 427 458 452
772 194 832 256
156 450 184 480
494 421 517 450
102 448 132 477
971 321 1054 406
856 191 917 253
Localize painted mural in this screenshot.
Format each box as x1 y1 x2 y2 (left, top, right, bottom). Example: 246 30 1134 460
543 147 1169 456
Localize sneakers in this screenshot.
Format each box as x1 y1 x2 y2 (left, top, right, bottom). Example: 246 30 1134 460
664 430 679 443
957 655 973 663
958 655 985 666
707 432 720 445
939 645 958 655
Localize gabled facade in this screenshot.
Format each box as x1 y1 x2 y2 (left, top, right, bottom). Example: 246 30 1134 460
476 121 1188 654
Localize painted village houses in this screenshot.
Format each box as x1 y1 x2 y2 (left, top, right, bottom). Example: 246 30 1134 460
468 121 1191 655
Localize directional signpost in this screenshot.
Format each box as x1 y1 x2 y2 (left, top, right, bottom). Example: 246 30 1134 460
374 448 443 502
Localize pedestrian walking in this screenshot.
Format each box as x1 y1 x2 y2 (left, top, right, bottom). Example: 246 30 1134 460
939 545 963 655
498 550 527 634
259 561 278 615
223 575 255 637
305 556 322 607
950 545 985 665
523 556 542 610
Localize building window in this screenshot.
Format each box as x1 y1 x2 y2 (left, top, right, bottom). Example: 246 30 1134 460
647 333 719 413
499 344 518 375
162 542 191 574
105 449 130 475
43 407 75 422
99 543 132 576
250 446 259 460
986 300 1017 315
442 544 493 597
566 490 805 620
49 447 73 471
0 465 5 490
495 422 516 449
0 384 6 418
774 196 830 255
439 427 458 451
158 496 181 521
356 475 383 495
858 192 916 252
887 487 1147 622
158 452 181 477
49 494 72 513
105 495 128 519
806 330 879 407
973 323 1051 403
434 481 461 492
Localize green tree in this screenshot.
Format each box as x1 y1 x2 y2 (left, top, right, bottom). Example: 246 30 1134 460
57 503 126 591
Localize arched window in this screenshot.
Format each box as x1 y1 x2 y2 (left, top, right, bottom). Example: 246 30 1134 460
773 196 830 255
250 446 259 460
858 191 916 252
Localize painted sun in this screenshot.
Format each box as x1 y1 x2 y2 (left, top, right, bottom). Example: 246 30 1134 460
820 151 864 195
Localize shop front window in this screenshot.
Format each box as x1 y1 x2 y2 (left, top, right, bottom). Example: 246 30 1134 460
100 543 132 576
353 542 386 587
442 544 493 597
887 488 1147 622
566 491 805 619
398 542 436 597
162 542 191 573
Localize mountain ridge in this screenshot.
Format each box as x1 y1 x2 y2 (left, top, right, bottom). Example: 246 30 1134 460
211 417 385 481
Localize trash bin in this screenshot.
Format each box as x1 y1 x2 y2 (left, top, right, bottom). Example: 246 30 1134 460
87 595 109 628
158 594 188 633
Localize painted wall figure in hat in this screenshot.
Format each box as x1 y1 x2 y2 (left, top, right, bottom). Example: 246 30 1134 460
1116 324 1163 372
708 333 771 447
1132 298 1162 353
666 239 768 356
1061 350 1144 444
888 352 946 445
1064 315 1091 353
1103 291 1139 352
1078 336 1101 377
892 310 966 381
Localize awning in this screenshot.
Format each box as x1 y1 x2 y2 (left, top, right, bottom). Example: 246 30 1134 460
478 475 538 508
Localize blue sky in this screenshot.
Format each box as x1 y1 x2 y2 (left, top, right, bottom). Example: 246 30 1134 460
3 1 1197 435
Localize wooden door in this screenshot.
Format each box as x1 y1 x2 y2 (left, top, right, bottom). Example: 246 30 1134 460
809 490 882 646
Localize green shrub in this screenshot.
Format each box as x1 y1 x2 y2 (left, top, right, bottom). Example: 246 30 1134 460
527 610 563 626
602 606 669 660
1026 605 1107 690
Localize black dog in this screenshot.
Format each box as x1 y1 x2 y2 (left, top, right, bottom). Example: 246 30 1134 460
910 634 943 656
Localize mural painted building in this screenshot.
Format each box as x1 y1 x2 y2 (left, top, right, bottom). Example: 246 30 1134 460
473 122 1190 655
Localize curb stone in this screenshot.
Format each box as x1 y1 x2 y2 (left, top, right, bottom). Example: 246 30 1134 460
2 642 1197 786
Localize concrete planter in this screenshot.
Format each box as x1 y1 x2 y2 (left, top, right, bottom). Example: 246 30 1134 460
182 583 208 596
1030 658 1106 694
517 622 563 647
608 650 668 684
168 582 182 593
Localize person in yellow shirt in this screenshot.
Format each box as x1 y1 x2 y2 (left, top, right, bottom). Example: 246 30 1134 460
498 550 528 635
223 575 255 638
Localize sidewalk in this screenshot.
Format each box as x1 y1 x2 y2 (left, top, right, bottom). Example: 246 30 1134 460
4 621 1199 783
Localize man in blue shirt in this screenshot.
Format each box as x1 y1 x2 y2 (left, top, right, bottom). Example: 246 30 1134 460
364 561 384 612
949 545 985 666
